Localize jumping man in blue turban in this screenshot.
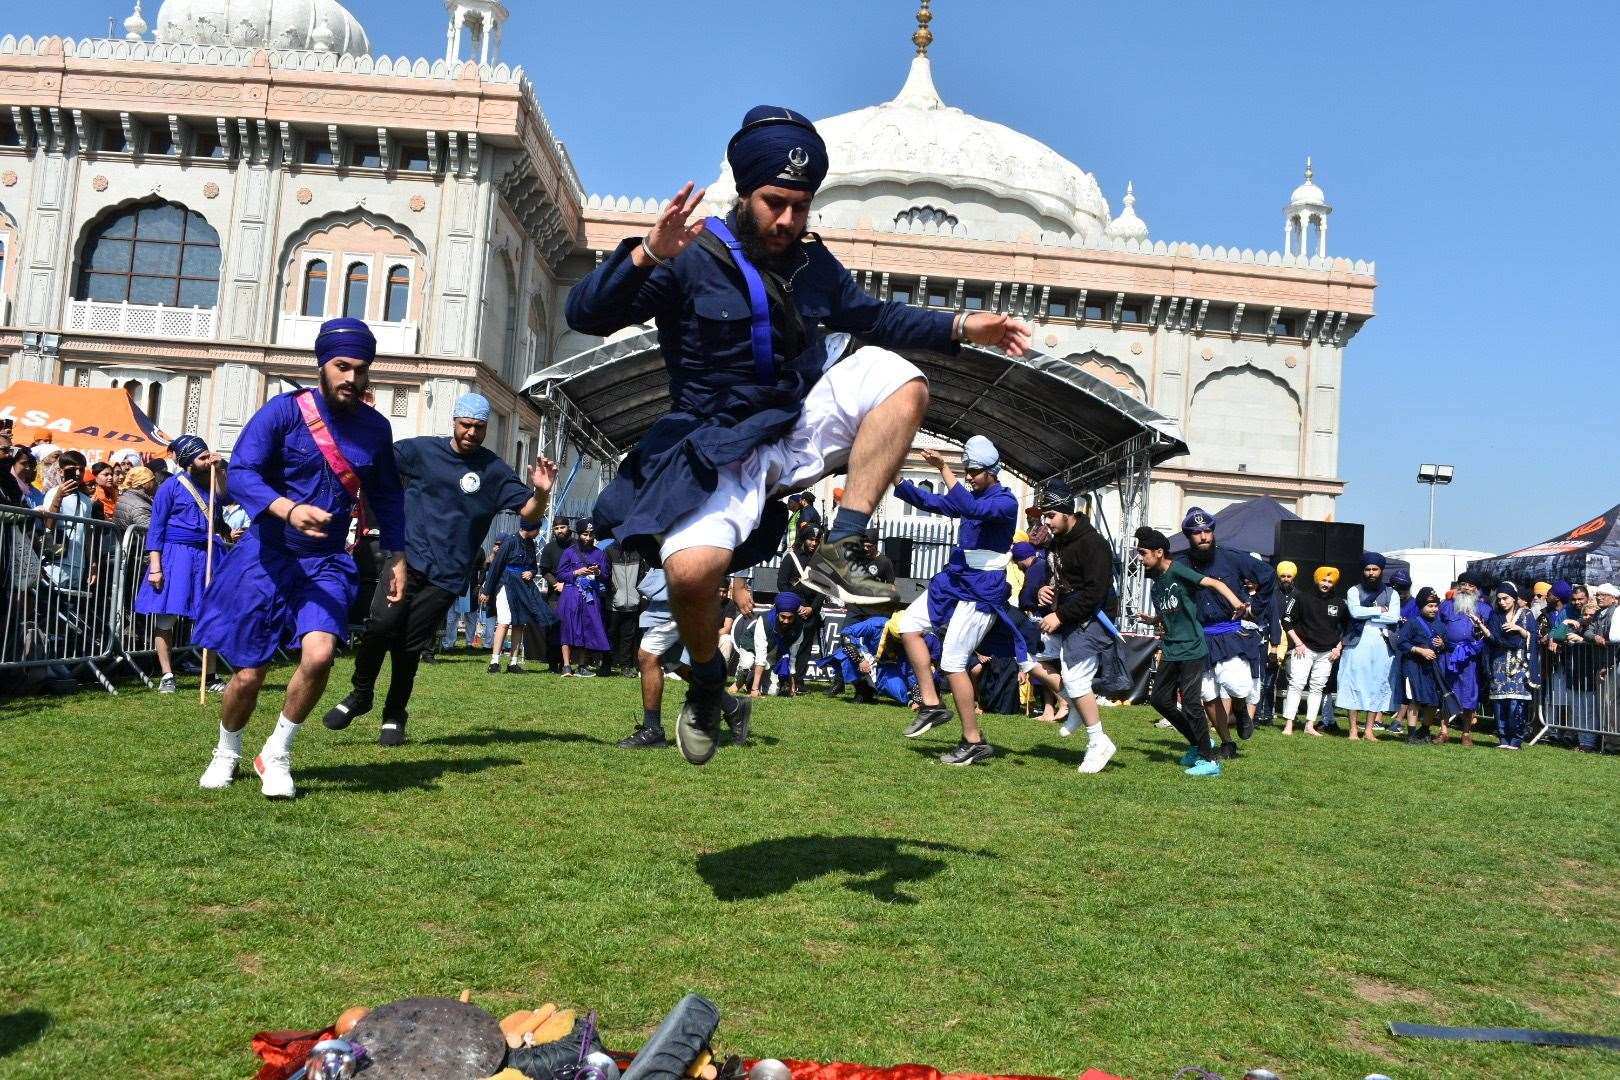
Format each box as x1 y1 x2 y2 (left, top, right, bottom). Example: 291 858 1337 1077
192 317 408 799
319 391 558 748
566 104 1032 765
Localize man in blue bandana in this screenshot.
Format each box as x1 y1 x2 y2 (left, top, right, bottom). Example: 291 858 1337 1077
192 317 407 799
1175 505 1272 760
566 105 1032 765
319 392 557 747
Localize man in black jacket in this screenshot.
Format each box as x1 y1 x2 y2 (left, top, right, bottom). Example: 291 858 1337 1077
1034 481 1119 774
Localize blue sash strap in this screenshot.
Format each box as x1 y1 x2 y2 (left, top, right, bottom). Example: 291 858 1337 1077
705 216 776 384
1204 620 1243 636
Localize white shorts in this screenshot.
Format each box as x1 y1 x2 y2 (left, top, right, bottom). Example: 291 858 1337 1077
1036 631 1061 662
639 619 681 658
898 593 995 674
495 588 512 625
1202 655 1254 703
1059 628 1100 699
660 347 924 560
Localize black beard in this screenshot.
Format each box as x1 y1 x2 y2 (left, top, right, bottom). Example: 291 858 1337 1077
1362 575 1381 591
733 201 802 274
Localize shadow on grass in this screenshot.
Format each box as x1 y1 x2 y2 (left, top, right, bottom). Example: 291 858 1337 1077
697 834 996 904
0 1009 51 1058
297 755 523 793
897 742 1135 771
421 728 612 748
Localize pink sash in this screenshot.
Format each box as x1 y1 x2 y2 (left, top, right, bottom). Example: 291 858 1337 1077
295 390 367 550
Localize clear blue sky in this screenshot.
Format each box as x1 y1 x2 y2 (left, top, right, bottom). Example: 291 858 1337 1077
39 1 1620 553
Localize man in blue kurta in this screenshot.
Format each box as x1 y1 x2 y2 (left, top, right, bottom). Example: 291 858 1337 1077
892 437 1020 765
193 318 408 799
320 392 556 747
565 105 1031 765
1436 575 1490 744
1176 506 1275 760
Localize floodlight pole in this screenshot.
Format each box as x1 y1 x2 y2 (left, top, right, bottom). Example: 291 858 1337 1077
1427 481 1437 548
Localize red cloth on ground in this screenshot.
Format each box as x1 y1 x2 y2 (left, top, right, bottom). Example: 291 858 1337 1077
774 1060 1125 1080
250 1027 336 1080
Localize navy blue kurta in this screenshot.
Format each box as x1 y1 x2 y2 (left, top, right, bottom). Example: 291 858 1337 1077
565 212 956 567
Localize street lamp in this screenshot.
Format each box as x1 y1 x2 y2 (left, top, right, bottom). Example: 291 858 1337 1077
1417 463 1454 547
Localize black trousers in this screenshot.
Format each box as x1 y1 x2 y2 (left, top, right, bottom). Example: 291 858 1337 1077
350 566 460 719
1151 656 1215 759
607 608 641 670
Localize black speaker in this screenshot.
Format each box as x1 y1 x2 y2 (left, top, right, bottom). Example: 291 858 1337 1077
883 536 914 579
1322 523 1366 569
1274 520 1365 583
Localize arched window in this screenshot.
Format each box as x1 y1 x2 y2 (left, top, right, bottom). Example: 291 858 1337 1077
146 382 163 423
501 264 519 382
343 262 369 320
384 264 410 322
302 260 328 317
75 200 222 308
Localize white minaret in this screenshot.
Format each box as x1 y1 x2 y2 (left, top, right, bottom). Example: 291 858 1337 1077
445 0 509 67
1284 157 1332 260
123 0 149 41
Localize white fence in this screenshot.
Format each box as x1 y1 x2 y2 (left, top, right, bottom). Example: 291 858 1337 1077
65 298 217 340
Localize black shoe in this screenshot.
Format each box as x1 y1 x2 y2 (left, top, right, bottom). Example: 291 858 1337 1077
676 682 725 765
903 706 952 739
803 537 901 609
617 726 669 749
1216 741 1241 760
853 683 877 705
725 695 753 746
508 662 525 674
378 715 407 747
1238 713 1257 740
487 661 500 674
939 739 994 766
826 677 846 698
322 690 372 731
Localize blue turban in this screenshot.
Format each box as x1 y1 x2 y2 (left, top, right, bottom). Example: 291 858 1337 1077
963 435 1001 473
1552 580 1573 601
314 317 377 366
1388 568 1412 591
1036 479 1077 514
1362 551 1386 570
169 434 209 469
452 392 491 422
774 591 803 614
727 106 829 196
1011 541 1038 562
1182 507 1215 534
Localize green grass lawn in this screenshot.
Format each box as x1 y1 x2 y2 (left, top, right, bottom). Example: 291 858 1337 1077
4 654 1620 1079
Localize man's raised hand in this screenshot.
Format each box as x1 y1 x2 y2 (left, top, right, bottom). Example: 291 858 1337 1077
964 313 1033 357
641 182 710 264
530 455 558 493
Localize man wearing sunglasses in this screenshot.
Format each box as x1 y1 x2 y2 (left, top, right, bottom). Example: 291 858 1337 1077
565 105 1031 764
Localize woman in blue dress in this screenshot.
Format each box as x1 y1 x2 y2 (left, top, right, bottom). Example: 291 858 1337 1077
555 519 611 676
1396 587 1447 742
1484 581 1535 749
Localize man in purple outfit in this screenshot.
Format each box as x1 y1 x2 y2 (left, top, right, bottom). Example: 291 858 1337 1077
193 318 407 799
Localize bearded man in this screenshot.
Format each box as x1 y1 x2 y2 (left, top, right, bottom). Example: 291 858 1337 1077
1436 575 1490 745
565 105 1030 764
192 318 407 799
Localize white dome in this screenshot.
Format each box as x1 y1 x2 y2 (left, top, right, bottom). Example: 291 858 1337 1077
1289 158 1328 207
1104 181 1149 242
707 55 1112 244
153 0 370 54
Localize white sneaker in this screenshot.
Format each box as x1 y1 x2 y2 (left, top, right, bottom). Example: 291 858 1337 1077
1078 733 1117 774
198 750 238 789
158 673 177 695
254 752 296 799
1059 714 1083 738
1154 717 1174 728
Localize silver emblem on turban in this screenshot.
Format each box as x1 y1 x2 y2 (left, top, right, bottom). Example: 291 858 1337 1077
782 146 810 180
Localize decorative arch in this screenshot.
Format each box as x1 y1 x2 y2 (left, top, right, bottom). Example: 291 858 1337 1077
1186 364 1301 475
481 252 521 385
1067 350 1145 401
0 201 15 308
72 198 222 309
275 209 428 327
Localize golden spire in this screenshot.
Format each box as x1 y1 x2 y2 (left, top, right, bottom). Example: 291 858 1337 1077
912 1 934 56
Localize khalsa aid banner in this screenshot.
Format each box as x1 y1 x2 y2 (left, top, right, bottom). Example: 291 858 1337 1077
1499 506 1620 559
0 380 172 454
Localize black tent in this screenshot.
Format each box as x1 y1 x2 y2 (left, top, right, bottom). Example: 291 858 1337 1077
1169 497 1301 557
1466 504 1620 588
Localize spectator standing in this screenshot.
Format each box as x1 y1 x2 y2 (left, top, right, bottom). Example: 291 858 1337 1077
89 462 120 520
1396 587 1447 742
1338 552 1400 742
481 520 554 675
2 445 42 508
605 540 647 675
774 525 826 694
114 465 158 530
539 518 572 671
1280 566 1348 736
556 519 610 676
1436 577 1489 745
1483 581 1535 749
39 450 103 589
134 436 227 694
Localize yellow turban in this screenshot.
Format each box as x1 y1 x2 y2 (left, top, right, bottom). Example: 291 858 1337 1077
1314 566 1340 586
1533 581 1552 597
120 466 155 491
1276 560 1298 577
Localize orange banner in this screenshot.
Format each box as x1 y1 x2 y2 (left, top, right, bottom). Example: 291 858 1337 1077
0 380 171 455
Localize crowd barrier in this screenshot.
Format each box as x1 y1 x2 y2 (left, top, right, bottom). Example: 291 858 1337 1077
1537 635 1620 744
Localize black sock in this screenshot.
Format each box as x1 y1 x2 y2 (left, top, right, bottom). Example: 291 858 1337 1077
827 507 871 543
643 707 662 732
721 693 739 717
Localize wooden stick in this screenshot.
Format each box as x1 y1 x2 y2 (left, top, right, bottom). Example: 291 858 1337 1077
200 462 217 706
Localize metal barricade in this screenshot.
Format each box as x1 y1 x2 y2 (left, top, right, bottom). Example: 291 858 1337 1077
110 524 200 689
0 504 128 693
1537 630 1620 745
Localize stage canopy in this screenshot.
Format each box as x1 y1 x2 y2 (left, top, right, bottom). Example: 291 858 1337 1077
0 380 170 455
1466 504 1620 589
519 331 1186 490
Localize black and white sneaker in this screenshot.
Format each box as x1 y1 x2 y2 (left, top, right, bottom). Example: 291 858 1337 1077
939 739 994 766
903 706 952 739
322 690 372 731
803 537 902 609
617 726 668 749
378 716 408 747
676 682 725 765
725 695 753 746
1238 712 1256 740
487 661 501 674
